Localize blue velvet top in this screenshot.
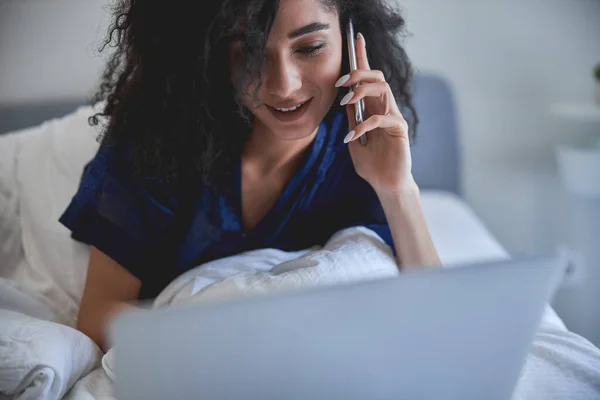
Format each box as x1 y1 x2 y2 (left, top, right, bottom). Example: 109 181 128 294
59 113 392 299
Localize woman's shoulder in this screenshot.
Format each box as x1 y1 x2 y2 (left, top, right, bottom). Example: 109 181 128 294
62 141 180 240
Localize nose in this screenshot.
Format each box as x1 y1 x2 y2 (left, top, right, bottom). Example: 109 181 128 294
264 54 302 99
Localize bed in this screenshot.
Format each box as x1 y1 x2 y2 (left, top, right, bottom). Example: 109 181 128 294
1 75 599 400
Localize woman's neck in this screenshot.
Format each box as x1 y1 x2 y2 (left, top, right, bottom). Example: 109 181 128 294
243 121 320 174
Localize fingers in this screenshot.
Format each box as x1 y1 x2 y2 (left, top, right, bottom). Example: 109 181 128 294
337 32 371 87
340 81 389 106
356 32 370 71
345 103 357 132
340 31 406 145
335 69 385 88
344 114 408 144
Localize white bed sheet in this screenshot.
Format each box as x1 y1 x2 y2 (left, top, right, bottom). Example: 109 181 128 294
420 190 510 265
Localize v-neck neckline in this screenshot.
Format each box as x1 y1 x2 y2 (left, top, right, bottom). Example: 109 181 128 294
233 122 329 236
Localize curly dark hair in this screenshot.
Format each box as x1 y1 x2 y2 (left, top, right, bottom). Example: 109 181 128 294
90 0 418 189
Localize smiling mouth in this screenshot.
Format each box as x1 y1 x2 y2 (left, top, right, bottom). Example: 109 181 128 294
266 98 313 123
273 101 309 113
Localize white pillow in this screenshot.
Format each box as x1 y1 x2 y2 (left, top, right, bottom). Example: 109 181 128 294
0 130 28 279
0 277 58 322
13 105 102 327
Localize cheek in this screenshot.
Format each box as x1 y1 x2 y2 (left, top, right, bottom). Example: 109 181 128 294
304 51 342 97
322 57 343 84
309 49 343 97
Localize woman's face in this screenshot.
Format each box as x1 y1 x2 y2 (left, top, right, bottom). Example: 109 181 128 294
232 0 343 140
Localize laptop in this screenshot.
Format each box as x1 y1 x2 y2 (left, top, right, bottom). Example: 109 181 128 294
110 254 566 400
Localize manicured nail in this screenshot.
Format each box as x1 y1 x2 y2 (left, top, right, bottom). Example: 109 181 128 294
340 91 354 106
358 32 365 48
344 130 355 144
335 74 350 87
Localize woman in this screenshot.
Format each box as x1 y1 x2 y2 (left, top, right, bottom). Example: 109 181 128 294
61 0 441 351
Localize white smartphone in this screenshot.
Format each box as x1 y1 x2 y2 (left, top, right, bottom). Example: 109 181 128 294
346 19 367 146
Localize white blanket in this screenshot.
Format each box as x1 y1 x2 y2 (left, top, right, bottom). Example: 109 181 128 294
513 318 600 400
0 309 101 400
62 369 114 400
154 227 398 307
93 227 600 400
0 279 102 400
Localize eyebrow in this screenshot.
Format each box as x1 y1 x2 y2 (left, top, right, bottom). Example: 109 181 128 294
288 22 330 39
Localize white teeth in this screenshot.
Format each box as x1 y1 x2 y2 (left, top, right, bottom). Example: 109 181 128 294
275 102 305 112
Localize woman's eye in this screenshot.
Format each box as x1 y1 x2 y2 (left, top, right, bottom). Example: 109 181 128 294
296 43 326 58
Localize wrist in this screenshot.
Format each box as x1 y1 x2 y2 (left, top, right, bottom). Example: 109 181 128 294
375 177 440 268
374 176 420 206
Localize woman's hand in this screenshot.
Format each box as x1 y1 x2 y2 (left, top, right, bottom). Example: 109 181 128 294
336 33 415 195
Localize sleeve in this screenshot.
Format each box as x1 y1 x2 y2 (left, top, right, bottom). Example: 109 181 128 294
59 144 178 279
337 169 394 251
358 195 394 252
338 195 394 252
323 147 394 252
363 222 393 251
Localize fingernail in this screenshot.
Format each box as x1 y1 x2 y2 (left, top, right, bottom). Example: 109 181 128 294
358 32 365 48
335 74 350 88
344 130 355 144
340 91 354 106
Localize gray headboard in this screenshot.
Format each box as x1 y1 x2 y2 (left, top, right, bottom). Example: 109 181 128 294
411 74 461 195
0 74 461 195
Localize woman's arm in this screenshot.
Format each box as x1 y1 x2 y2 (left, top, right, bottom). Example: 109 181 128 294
376 179 441 268
77 247 141 352
338 32 441 268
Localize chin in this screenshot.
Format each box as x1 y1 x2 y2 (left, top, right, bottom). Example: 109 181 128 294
275 123 321 141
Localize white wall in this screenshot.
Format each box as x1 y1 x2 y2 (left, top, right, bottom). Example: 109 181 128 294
399 0 600 254
398 0 600 344
0 0 108 105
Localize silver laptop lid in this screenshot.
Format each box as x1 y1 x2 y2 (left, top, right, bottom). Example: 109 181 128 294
111 254 566 400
